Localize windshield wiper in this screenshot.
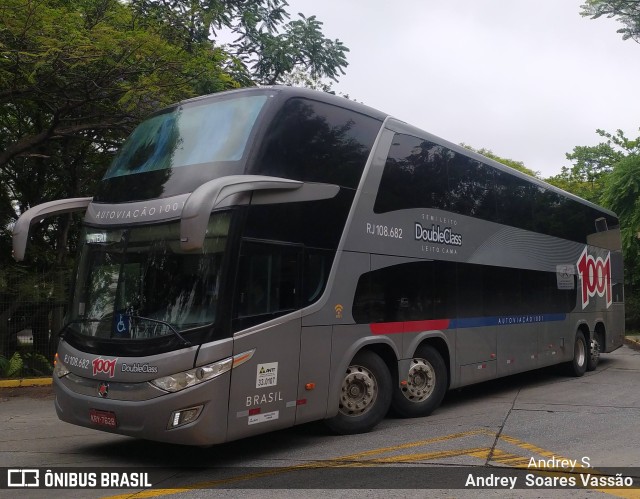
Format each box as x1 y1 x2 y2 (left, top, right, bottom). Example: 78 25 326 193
128 314 192 347
60 317 191 347
59 318 102 338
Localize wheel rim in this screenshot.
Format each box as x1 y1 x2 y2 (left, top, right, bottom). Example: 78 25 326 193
401 358 435 402
576 337 586 366
338 364 378 417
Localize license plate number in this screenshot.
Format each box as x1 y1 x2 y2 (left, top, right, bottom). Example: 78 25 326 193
89 409 117 428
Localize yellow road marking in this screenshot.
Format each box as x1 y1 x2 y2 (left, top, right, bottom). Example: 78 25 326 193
325 428 487 462
101 429 640 498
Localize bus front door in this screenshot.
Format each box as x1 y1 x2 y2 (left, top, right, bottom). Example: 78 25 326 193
225 241 302 440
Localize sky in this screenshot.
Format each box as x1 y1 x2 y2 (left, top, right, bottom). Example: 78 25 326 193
283 0 640 178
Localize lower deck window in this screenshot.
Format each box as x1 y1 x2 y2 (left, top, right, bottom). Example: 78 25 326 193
353 261 577 324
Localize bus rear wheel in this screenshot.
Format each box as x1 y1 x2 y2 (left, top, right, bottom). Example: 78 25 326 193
566 330 587 377
391 345 447 418
325 350 392 435
587 331 603 371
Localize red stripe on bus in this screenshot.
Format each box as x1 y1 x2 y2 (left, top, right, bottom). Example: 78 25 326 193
370 319 450 335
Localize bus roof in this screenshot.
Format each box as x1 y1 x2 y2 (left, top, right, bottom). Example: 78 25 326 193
157 86 617 219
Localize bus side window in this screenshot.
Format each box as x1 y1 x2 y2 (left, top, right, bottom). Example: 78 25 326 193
303 249 334 305
233 241 302 330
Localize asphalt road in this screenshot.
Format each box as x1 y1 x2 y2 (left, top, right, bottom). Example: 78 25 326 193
1 345 640 499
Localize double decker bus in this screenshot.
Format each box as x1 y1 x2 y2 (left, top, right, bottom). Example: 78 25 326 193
12 86 624 445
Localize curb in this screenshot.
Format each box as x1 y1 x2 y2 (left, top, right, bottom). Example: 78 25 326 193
624 336 640 351
0 377 52 388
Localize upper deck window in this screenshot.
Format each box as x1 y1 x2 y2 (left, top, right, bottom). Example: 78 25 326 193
374 133 619 245
252 98 381 189
104 95 268 179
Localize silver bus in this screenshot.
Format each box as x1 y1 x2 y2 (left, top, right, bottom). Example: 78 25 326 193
13 86 624 445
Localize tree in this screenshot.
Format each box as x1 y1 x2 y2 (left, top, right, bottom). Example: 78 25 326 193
130 0 349 86
581 0 640 43
230 11 349 85
545 129 635 204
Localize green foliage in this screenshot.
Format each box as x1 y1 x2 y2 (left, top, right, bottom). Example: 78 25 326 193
545 165 605 205
623 291 640 331
581 0 640 43
0 266 61 302
131 0 349 86
0 350 53 378
0 351 23 377
7 352 22 377
460 144 540 177
545 129 637 204
234 12 349 85
279 68 334 93
25 351 54 376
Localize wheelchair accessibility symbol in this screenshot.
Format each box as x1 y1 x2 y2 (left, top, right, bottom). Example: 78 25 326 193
114 313 130 337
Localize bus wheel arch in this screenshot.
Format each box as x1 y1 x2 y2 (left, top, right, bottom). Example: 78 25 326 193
391 339 449 418
324 347 393 435
587 323 606 371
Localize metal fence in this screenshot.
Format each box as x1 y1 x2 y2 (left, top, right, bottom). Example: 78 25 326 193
0 268 71 378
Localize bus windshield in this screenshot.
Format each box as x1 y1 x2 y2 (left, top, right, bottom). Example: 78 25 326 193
68 213 231 340
103 94 268 179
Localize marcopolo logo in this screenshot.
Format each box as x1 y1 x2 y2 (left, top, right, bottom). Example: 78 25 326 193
414 222 463 247
92 357 118 378
576 247 611 309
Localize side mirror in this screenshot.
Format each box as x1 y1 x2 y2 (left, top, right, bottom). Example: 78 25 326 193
12 197 92 261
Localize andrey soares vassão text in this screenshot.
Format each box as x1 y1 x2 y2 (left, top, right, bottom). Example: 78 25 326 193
465 472 635 489
464 456 635 490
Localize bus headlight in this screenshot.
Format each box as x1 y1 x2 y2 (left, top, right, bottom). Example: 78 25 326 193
150 357 233 393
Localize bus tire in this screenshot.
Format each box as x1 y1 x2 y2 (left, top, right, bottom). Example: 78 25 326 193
566 330 587 377
391 345 448 418
325 350 392 435
587 330 603 371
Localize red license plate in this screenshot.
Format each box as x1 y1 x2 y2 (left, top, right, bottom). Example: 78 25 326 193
89 409 117 428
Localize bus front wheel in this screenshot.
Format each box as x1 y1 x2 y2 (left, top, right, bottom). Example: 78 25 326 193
325 350 392 435
391 345 448 418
